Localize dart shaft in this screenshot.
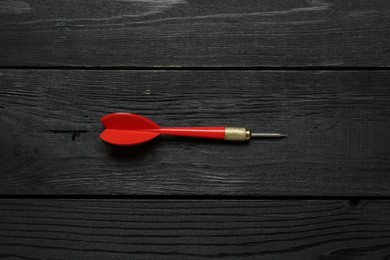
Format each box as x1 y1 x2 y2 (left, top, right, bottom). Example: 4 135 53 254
146 127 226 140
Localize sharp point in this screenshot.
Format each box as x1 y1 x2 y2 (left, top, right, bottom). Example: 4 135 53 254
251 133 288 138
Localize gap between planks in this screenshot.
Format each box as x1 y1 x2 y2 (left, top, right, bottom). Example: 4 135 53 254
0 66 390 71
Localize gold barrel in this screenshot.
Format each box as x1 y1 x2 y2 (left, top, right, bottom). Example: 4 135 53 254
224 127 251 141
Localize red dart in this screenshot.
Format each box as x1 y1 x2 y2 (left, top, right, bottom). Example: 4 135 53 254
100 113 286 146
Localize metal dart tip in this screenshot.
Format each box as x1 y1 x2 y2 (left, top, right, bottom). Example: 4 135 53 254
251 133 287 138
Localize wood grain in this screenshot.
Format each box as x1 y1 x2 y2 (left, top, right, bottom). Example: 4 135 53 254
0 69 389 195
0 0 390 67
0 199 390 259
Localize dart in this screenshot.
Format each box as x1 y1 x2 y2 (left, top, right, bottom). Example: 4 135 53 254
100 113 287 146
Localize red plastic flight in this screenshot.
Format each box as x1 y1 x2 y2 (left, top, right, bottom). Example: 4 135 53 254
100 113 286 146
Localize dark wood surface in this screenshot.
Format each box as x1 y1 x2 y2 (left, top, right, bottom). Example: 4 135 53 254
1 199 390 259
1 0 390 67
1 70 389 195
1 0 390 258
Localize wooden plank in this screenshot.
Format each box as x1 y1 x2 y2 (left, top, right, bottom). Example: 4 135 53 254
0 199 390 259
0 70 389 195
0 0 390 67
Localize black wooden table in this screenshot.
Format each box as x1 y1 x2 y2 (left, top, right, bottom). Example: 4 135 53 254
1 0 390 259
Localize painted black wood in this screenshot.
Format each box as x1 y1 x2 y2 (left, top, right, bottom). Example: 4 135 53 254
0 199 390 259
1 70 389 195
1 1 389 258
0 0 390 67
